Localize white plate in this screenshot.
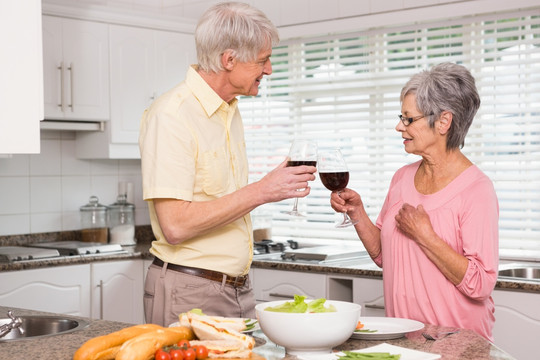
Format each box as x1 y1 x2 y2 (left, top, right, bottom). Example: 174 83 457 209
297 343 440 360
351 317 424 340
168 318 260 334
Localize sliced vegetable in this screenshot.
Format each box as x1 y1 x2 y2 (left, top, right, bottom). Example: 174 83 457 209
338 351 401 359
244 319 258 331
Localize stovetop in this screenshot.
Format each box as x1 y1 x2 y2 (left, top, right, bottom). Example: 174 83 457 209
253 239 298 255
0 246 60 262
31 241 124 256
0 241 128 262
253 240 368 264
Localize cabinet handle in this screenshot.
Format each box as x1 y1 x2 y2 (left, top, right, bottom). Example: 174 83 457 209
98 280 104 320
364 303 385 310
68 63 74 112
268 293 295 299
57 62 65 112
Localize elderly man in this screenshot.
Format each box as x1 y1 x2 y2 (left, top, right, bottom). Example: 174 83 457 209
139 2 317 326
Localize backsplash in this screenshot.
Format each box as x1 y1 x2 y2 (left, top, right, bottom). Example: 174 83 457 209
0 130 149 236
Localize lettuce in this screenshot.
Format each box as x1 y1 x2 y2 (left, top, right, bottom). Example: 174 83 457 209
264 294 336 313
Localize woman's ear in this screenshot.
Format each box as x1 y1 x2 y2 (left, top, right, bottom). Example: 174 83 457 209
221 50 236 71
438 111 452 135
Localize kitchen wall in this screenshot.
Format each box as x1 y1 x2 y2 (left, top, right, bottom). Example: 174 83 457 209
0 130 149 236
1 0 537 237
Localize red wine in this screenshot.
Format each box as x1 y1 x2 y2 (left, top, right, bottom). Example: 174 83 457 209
320 172 349 191
287 160 317 167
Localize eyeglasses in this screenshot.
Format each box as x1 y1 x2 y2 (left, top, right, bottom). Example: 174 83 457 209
398 114 431 126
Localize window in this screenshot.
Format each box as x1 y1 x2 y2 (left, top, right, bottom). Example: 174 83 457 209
240 10 540 259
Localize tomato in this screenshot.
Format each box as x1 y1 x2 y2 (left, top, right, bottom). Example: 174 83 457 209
177 339 191 349
183 347 196 360
170 349 184 360
155 349 171 360
194 345 209 360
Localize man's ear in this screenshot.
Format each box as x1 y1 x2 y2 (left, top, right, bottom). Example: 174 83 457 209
221 49 236 71
438 111 452 135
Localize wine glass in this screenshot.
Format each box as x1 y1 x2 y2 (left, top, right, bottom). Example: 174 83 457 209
282 140 318 217
318 149 358 228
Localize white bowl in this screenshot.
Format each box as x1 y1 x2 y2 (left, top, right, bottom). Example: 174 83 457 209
255 299 361 355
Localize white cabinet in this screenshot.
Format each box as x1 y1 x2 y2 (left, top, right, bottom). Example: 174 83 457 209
251 268 326 302
326 275 384 317
42 16 109 121
91 260 145 324
0 259 145 323
0 265 91 317
353 277 385 317
492 289 540 360
76 25 196 159
0 0 42 154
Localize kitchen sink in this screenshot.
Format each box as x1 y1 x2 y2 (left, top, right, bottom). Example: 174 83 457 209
0 314 89 341
498 263 540 282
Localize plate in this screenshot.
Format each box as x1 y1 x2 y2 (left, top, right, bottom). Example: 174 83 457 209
297 343 440 360
168 318 260 334
351 317 424 340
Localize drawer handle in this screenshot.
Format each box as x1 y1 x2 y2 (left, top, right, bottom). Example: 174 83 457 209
268 293 295 299
364 303 385 310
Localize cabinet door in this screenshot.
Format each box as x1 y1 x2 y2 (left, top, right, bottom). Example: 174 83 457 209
251 268 326 302
42 16 109 121
109 25 155 144
0 0 42 154
492 289 540 360
62 18 109 120
91 260 144 324
0 265 91 317
353 277 385 317
42 15 64 120
154 30 195 97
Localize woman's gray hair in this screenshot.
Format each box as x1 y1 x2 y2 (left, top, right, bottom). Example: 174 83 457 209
400 62 480 150
195 2 279 73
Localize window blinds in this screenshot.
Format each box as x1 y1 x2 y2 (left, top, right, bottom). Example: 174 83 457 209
239 9 540 258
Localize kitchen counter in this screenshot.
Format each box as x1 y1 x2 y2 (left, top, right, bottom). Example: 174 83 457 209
0 231 539 294
0 306 514 360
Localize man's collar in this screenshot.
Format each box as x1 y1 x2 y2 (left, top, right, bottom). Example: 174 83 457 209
186 65 237 117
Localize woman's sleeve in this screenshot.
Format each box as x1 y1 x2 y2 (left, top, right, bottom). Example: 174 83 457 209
455 177 499 300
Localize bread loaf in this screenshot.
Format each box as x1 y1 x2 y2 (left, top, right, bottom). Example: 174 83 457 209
73 323 163 360
115 326 194 360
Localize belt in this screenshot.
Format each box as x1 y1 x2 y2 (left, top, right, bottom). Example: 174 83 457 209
152 258 247 287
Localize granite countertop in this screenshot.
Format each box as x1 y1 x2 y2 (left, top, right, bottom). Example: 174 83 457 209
0 306 515 360
0 228 539 294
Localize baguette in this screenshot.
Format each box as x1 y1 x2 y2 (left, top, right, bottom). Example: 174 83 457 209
73 323 163 360
116 326 194 360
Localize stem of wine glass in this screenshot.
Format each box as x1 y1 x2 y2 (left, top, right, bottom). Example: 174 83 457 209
336 209 358 228
292 198 299 212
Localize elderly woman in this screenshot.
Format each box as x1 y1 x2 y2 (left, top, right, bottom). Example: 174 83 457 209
331 63 499 341
140 2 317 326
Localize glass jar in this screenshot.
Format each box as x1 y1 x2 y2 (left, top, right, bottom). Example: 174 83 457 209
80 196 108 243
108 194 135 245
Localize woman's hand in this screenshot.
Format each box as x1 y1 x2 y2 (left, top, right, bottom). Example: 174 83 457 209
395 203 436 244
330 188 362 218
